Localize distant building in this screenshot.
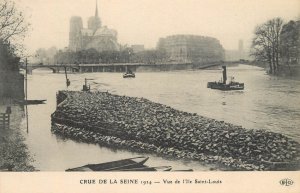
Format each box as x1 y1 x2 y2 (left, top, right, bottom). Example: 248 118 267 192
157 35 224 63
69 1 119 52
225 40 251 61
238 39 244 59
131 45 145 53
225 50 240 61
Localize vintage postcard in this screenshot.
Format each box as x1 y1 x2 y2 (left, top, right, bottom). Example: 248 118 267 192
0 0 299 192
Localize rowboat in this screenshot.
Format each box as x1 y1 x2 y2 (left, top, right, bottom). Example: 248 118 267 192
119 166 172 171
171 169 193 172
66 157 149 171
14 99 46 105
0 164 14 171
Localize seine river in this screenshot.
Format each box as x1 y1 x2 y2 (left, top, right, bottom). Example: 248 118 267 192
22 64 300 171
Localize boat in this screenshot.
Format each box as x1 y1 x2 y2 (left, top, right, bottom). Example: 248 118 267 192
82 78 92 91
261 160 300 171
123 73 135 78
119 166 172 171
14 99 47 105
170 169 193 172
207 81 244 90
66 156 149 171
0 164 14 171
123 69 135 78
207 66 244 90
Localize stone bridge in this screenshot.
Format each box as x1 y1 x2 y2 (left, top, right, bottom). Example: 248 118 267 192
20 64 80 74
21 62 228 74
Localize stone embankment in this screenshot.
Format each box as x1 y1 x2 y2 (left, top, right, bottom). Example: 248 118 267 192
51 91 300 171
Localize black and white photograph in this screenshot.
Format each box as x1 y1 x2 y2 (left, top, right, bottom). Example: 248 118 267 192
0 0 299 192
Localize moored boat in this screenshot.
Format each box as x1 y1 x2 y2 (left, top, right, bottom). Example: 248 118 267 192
14 99 47 105
261 160 300 171
66 156 149 171
119 166 172 171
170 169 193 172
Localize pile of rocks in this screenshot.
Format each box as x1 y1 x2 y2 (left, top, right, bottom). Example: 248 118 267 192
51 91 300 170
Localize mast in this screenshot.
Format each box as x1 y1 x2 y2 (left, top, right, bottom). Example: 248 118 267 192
95 0 99 17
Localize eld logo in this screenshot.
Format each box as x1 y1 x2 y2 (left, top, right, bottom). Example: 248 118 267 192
279 179 294 186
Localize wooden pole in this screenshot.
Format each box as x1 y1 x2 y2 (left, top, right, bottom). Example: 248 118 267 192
3 114 5 129
64 66 70 87
64 66 68 80
26 105 28 133
25 58 28 101
25 58 29 133
7 114 10 129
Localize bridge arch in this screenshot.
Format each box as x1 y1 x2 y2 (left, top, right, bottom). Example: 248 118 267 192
31 66 57 71
21 64 80 74
28 66 59 73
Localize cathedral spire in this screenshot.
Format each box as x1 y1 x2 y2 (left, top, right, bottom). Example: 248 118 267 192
95 0 99 17
88 0 101 31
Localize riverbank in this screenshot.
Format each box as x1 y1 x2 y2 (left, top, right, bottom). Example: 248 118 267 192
0 101 35 171
247 62 300 79
51 91 300 171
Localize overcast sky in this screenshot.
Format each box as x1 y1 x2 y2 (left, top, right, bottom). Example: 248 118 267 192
18 0 299 53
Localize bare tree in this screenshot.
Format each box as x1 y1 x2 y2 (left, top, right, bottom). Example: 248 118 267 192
0 0 30 43
251 18 283 74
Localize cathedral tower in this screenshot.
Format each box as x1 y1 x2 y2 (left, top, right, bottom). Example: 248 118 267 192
69 16 83 51
68 0 119 52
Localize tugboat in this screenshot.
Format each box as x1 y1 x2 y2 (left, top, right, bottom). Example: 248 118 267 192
207 66 244 90
123 69 135 78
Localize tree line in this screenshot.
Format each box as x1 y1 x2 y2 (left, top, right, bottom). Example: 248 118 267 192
251 18 299 75
53 47 167 65
0 0 30 72
1 0 30 98
0 40 20 72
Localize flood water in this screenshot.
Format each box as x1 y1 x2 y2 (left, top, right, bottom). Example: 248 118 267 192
22 64 300 171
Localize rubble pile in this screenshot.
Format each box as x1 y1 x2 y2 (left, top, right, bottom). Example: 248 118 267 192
51 91 300 170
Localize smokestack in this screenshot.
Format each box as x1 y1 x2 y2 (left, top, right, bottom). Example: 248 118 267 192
222 66 227 84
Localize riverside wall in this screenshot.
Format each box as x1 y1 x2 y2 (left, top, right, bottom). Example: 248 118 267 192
51 91 300 171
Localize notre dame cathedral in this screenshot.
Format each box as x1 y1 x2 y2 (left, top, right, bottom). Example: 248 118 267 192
69 1 119 52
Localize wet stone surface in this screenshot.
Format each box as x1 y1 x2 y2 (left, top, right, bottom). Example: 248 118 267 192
51 91 300 171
